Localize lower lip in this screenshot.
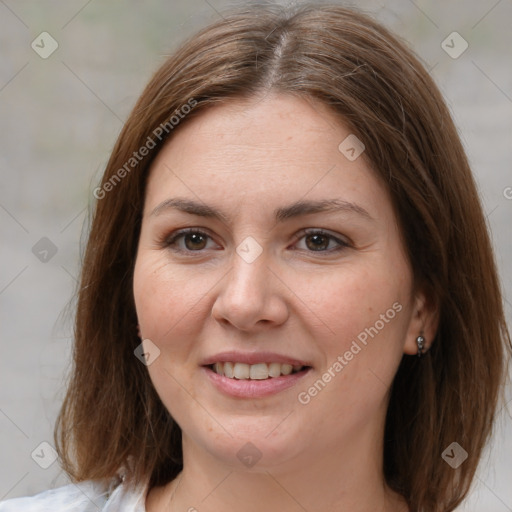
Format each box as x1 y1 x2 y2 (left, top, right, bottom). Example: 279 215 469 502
202 366 312 398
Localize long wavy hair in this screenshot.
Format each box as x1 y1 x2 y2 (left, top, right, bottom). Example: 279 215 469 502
54 3 511 511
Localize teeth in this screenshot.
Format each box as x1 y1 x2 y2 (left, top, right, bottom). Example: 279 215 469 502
268 362 282 378
281 364 293 376
213 362 224 376
210 362 305 379
223 361 234 378
233 363 250 379
250 363 269 380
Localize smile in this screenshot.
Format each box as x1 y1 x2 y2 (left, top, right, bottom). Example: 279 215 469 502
209 362 307 380
202 364 312 399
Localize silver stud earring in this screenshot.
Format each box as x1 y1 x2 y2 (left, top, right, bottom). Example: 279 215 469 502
416 334 425 357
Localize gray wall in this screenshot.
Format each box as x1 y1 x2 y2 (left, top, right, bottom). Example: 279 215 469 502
1 1 511 510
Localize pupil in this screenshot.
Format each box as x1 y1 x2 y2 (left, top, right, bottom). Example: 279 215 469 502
186 233 206 250
307 234 327 251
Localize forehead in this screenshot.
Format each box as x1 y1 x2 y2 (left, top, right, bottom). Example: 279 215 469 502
143 93 388 220
155 93 350 166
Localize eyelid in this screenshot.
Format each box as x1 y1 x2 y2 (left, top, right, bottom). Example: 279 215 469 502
299 228 351 247
161 227 220 251
161 227 351 254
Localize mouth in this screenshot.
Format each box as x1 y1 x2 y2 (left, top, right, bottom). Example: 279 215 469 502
205 362 311 380
202 362 312 398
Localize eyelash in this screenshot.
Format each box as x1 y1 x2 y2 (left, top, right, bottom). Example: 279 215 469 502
161 227 350 255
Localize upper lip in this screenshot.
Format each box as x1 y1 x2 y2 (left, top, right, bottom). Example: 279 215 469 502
201 351 312 368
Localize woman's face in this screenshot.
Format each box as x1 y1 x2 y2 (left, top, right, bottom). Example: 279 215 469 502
133 93 430 471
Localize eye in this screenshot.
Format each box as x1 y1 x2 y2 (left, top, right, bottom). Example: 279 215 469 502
163 228 218 253
162 227 350 255
294 229 350 253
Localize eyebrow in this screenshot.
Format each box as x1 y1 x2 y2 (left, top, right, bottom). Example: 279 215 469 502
150 197 374 223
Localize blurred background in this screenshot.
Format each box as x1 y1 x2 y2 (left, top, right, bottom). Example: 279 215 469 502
0 0 511 510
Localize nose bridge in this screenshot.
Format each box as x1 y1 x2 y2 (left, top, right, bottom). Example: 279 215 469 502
224 244 269 309
211 240 288 330
226 230 269 288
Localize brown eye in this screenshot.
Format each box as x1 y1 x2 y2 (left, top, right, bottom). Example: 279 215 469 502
305 233 330 251
164 229 216 253
182 232 208 250
296 229 350 253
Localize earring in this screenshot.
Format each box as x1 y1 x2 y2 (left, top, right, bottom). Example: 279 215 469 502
416 334 425 357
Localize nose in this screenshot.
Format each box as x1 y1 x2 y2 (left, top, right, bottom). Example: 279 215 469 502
211 250 289 332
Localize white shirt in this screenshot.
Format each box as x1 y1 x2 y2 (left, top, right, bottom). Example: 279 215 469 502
0 475 149 511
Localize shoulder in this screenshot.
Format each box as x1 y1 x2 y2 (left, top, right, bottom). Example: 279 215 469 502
0 479 111 512
0 475 148 512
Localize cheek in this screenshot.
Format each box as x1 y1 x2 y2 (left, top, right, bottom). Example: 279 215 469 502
310 261 410 347
134 254 203 337
296 265 411 429
133 254 207 407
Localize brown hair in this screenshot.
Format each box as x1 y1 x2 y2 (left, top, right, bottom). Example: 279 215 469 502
55 3 511 511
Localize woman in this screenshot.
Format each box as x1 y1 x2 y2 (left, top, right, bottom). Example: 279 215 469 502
1 2 509 511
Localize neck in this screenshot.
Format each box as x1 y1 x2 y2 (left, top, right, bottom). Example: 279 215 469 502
147 427 408 512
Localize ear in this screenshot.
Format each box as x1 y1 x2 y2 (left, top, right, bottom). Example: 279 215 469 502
403 287 439 355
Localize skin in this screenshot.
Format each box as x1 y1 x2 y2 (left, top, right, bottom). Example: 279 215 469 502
133 92 438 512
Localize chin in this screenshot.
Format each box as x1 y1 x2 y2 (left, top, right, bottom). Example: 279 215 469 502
189 421 305 471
